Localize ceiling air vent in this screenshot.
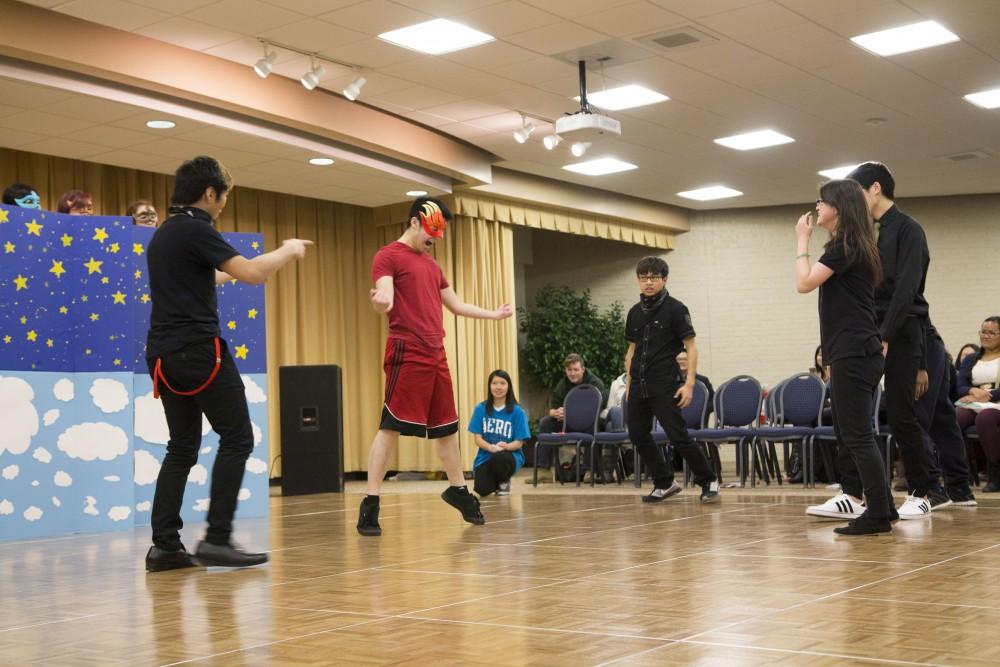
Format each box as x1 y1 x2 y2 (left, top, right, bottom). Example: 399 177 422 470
942 150 991 162
639 26 719 52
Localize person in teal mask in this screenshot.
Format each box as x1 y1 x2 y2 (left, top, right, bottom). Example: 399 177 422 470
2 183 42 209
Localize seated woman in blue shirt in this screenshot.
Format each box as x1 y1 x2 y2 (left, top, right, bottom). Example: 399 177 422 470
468 369 530 497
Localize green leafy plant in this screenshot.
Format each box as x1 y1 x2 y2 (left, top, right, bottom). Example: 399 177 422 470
518 284 627 393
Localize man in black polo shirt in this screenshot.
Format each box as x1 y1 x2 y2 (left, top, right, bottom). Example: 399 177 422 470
624 256 719 503
145 156 312 571
846 161 966 519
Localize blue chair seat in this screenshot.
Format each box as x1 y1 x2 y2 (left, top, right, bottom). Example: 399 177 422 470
691 427 756 440
594 432 629 445
812 425 835 437
537 432 595 443
756 426 814 439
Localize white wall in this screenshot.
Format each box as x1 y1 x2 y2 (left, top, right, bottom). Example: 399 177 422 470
518 193 1000 395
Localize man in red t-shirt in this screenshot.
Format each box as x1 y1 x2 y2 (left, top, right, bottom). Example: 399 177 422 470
358 197 513 536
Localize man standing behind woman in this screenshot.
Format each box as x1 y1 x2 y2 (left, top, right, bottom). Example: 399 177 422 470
795 179 892 535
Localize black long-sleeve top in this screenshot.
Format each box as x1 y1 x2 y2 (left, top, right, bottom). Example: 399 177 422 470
874 204 929 343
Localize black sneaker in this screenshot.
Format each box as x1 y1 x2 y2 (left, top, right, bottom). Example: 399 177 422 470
642 481 682 503
357 496 382 536
441 486 486 525
946 487 978 507
700 480 720 503
145 544 198 572
834 514 892 536
928 489 953 511
889 506 899 522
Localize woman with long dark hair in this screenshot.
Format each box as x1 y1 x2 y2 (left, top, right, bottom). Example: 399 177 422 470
467 370 530 497
795 179 891 535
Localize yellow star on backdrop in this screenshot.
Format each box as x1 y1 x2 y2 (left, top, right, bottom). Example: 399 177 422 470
93 227 108 243
100 276 109 285
4 241 15 253
109 242 120 254
111 291 126 304
134 269 142 279
59 306 68 314
2 335 10 343
140 293 150 304
25 219 42 236
84 257 103 274
81 295 88 302
49 260 66 278
26 330 37 342
227 320 236 330
13 274 28 291
85 349 92 355
0 209 8 223
19 316 26 324
251 241 259 250
60 233 73 247
247 308 258 319
89 313 99 322
113 359 121 366
46 339 54 348
234 344 249 360
132 243 144 255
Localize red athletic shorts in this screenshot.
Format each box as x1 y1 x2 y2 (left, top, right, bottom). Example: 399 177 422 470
381 337 459 438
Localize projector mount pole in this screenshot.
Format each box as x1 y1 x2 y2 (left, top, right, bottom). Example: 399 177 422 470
578 59 592 113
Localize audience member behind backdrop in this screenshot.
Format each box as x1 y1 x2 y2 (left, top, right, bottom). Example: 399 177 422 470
812 344 831 382
128 200 159 227
955 316 1000 492
2 183 41 209
57 189 93 215
467 369 529 497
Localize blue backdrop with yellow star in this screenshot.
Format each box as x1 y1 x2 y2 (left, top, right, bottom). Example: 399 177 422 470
1 204 268 541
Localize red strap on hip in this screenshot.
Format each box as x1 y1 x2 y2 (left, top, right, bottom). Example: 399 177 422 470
152 337 222 399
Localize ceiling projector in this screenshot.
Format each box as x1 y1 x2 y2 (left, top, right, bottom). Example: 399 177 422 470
555 60 622 140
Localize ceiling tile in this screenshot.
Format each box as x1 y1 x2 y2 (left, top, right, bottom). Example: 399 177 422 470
318 1 433 36
450 1 561 37
87 149 178 173
442 40 538 69
696 1 807 37
366 86 466 111
435 121 498 140
59 124 158 149
574 1 686 38
0 81 75 108
38 95 143 124
319 37 416 69
54 0 169 31
520 0 630 19
817 2 926 38
258 18 369 52
0 110 97 135
488 56 578 85
420 100 511 122
135 17 243 51
128 0 221 13
0 127 48 148
16 137 110 160
258 0 361 16
183 0 306 35
505 21 609 56
393 0 501 14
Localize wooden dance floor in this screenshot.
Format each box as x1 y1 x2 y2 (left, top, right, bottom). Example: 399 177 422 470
2 487 999 666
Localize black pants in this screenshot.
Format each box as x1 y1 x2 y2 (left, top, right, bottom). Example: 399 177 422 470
147 339 253 550
627 389 715 489
916 334 971 492
832 353 892 520
884 318 932 497
474 451 516 496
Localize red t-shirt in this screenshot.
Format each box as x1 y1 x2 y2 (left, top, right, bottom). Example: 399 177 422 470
371 241 450 349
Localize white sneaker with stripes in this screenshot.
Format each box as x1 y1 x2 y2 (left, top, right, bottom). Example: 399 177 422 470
806 493 865 519
897 495 932 520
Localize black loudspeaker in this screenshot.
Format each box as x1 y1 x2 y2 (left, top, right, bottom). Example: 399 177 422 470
279 365 344 495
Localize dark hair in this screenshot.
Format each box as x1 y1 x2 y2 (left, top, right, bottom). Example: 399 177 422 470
813 344 824 375
955 343 980 369
3 183 36 205
563 353 583 368
126 199 154 217
171 156 232 206
819 179 881 284
636 256 669 279
484 369 518 416
846 161 895 200
57 189 92 214
407 196 452 223
981 317 1000 353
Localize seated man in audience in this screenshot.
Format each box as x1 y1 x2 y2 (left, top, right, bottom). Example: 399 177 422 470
537 353 608 480
677 350 714 417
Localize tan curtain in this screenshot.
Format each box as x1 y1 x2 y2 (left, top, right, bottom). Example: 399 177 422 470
453 192 675 250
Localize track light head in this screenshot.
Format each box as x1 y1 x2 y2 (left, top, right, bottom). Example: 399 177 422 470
253 48 277 78
542 134 563 150
513 122 535 144
343 74 367 101
570 141 591 157
300 62 326 90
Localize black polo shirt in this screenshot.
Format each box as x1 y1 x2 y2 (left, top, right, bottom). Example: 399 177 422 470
874 204 929 343
146 207 239 359
817 239 882 363
625 290 694 397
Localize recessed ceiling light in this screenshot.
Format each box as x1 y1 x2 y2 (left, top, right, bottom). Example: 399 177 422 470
146 120 175 129
379 19 494 55
850 20 959 57
309 157 335 166
714 129 794 151
818 164 859 179
562 157 637 176
406 190 428 197
964 87 1000 109
574 84 669 111
677 186 743 201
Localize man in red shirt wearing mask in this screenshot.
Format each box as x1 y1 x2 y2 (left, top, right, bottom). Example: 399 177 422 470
359 197 513 536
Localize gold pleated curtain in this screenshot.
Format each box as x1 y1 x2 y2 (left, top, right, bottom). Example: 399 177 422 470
371 204 519 472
